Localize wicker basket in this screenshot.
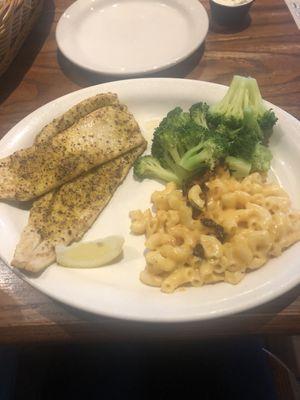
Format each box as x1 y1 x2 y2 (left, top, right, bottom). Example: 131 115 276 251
0 0 43 77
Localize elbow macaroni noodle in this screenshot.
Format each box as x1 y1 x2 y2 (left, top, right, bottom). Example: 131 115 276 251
129 170 300 293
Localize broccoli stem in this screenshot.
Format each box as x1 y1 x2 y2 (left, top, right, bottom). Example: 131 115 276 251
210 76 248 120
134 156 181 185
209 76 269 123
247 78 265 117
179 142 212 171
168 146 182 164
225 156 251 179
163 154 189 182
149 167 180 184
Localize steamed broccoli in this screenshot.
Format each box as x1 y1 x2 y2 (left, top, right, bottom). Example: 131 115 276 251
251 143 273 172
208 76 277 141
258 110 278 144
133 156 181 185
225 156 252 179
189 102 209 129
179 134 228 172
228 107 263 160
208 75 248 126
133 75 277 186
151 107 207 162
225 143 272 179
179 119 208 149
247 77 271 117
223 108 273 177
157 107 190 130
247 77 278 141
151 107 207 182
151 124 186 166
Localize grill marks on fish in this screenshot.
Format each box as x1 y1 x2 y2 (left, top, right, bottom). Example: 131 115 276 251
11 143 146 272
0 102 144 201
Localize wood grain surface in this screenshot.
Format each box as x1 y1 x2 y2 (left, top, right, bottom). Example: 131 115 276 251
0 0 299 343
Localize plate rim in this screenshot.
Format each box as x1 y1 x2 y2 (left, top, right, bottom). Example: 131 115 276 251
1 77 300 323
55 0 209 76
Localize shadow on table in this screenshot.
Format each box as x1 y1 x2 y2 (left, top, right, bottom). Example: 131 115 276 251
0 0 55 106
57 44 205 87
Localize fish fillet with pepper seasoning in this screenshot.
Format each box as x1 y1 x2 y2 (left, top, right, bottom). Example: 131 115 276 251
8 93 147 272
11 143 146 272
0 95 144 201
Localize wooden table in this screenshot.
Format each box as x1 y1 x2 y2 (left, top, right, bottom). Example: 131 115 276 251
0 0 299 344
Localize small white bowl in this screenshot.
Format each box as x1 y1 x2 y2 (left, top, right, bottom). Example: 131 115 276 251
210 0 254 25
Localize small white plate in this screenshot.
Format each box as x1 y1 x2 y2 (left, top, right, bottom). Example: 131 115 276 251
0 78 300 323
56 0 209 75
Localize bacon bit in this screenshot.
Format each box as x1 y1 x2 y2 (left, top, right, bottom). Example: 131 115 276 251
193 243 204 258
201 218 226 243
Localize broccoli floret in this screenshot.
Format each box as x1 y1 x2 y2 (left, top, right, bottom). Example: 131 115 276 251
133 156 181 185
189 102 209 129
208 76 277 141
242 106 263 141
228 107 263 160
224 110 272 177
251 143 272 172
182 122 207 149
157 107 190 131
152 107 191 164
151 107 207 182
151 127 193 183
246 77 267 117
152 126 184 166
258 109 278 144
136 79 276 187
179 134 228 172
209 75 248 124
246 78 277 139
258 109 277 131
225 156 252 179
213 123 234 137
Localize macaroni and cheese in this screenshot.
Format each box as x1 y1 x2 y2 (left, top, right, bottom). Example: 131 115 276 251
130 170 300 293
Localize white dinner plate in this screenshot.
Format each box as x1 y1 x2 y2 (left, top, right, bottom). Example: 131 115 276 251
56 0 209 76
1 78 300 322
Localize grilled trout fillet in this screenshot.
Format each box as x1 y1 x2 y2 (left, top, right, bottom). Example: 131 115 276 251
35 92 120 145
11 143 146 272
0 98 144 201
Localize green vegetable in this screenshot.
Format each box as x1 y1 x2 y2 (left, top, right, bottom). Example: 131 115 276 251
151 106 207 183
225 143 272 178
228 107 263 161
208 76 277 141
179 134 228 172
247 77 277 142
134 75 277 186
189 102 209 129
225 156 252 179
159 106 190 130
258 110 278 144
251 143 273 172
133 155 181 185
209 75 249 124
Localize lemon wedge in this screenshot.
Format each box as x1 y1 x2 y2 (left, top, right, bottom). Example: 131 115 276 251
55 236 124 268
